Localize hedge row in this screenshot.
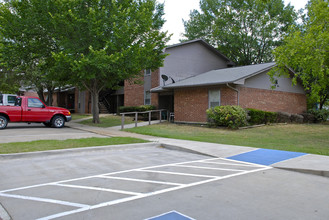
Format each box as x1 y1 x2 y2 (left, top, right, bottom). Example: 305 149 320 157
246 108 277 125
207 106 329 129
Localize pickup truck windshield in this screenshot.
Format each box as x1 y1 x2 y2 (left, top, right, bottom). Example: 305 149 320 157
0 94 2 104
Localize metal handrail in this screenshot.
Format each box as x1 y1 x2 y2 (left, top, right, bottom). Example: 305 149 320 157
120 109 168 130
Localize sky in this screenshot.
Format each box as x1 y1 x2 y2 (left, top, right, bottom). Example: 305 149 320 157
159 0 309 45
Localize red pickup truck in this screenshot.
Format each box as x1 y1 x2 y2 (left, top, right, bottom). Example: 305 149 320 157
0 96 72 129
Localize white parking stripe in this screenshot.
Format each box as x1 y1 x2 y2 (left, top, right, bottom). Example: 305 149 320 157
0 193 89 208
0 157 271 220
145 210 196 220
173 164 246 172
99 175 183 186
53 183 142 196
39 166 272 220
0 176 98 193
201 161 262 167
138 169 219 178
0 158 217 194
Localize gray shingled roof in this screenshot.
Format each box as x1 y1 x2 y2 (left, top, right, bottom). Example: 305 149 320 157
163 62 276 89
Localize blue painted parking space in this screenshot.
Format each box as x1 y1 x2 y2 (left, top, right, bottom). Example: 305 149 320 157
146 211 195 220
227 149 307 166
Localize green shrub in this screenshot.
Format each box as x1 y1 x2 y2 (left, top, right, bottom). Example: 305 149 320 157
307 109 329 123
247 108 265 125
265 111 278 123
119 105 156 113
246 108 277 125
207 105 247 129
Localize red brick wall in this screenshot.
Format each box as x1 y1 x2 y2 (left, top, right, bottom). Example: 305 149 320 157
221 87 238 106
124 70 160 107
174 88 209 123
173 86 307 123
239 87 307 114
124 74 144 107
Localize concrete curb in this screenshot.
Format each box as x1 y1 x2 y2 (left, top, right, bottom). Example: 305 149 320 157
275 167 329 178
0 142 160 160
161 144 217 158
0 142 217 161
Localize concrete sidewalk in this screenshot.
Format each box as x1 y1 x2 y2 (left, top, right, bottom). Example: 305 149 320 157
67 121 329 178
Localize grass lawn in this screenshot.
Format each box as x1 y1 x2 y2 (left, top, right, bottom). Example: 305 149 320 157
78 115 134 127
71 113 92 121
0 137 149 154
126 123 329 156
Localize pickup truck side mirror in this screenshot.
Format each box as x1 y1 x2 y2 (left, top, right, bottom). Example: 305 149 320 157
42 105 46 108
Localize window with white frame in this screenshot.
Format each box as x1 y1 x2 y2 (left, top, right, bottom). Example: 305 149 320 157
209 89 220 108
144 69 151 76
144 91 151 105
7 95 16 104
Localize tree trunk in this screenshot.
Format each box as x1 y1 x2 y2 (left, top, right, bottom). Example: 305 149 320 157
319 94 328 110
84 79 102 124
47 88 53 106
91 90 100 124
57 87 61 107
37 88 47 104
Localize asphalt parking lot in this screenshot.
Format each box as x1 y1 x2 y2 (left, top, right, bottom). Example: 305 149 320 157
1 143 329 220
1 123 329 220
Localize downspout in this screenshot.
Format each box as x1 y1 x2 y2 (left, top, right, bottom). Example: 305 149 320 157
226 83 239 106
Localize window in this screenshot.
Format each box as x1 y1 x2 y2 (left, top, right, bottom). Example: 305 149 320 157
144 91 151 105
7 95 16 104
209 89 220 108
144 69 151 76
28 98 44 108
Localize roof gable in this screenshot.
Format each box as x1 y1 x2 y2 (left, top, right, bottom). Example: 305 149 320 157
165 39 235 66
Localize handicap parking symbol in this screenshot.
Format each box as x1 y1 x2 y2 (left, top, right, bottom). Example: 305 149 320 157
146 210 195 220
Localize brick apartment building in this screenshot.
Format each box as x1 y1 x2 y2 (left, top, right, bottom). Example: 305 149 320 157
16 39 306 120
123 39 307 123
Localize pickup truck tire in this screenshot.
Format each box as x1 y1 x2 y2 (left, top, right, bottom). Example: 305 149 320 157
0 116 8 129
51 115 65 128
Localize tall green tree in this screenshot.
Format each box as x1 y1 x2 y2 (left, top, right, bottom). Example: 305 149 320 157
0 67 21 94
51 0 169 123
0 0 61 105
183 0 297 65
271 0 329 109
